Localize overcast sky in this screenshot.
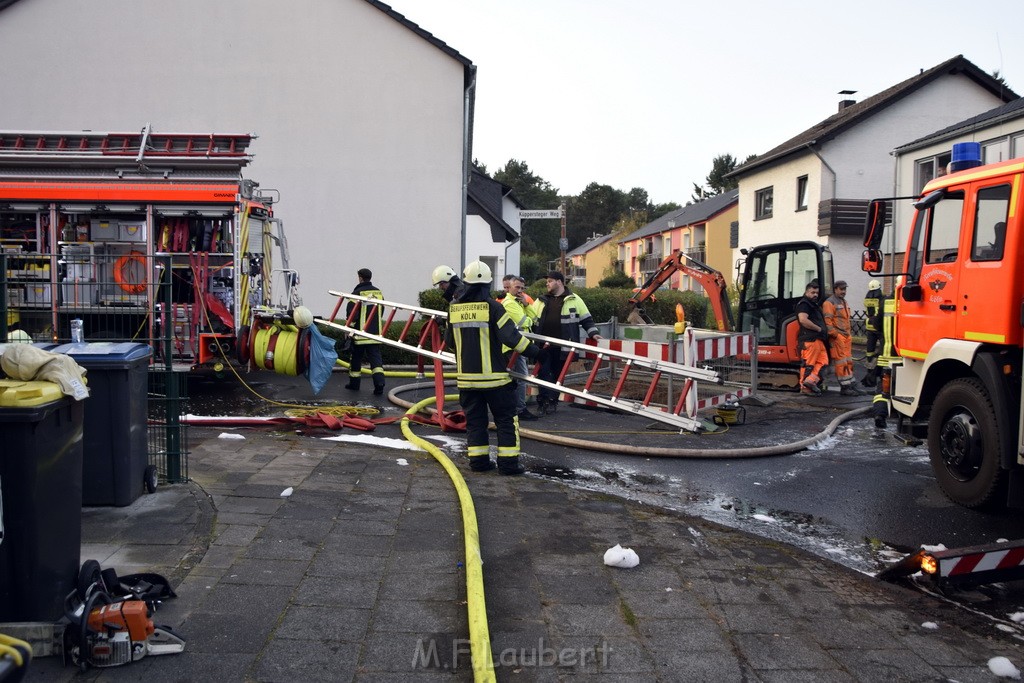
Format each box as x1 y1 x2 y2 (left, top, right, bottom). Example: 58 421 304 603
384 0 1022 207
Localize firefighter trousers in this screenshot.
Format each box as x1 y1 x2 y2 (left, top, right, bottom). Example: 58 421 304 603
864 330 880 370
461 383 520 460
349 343 385 389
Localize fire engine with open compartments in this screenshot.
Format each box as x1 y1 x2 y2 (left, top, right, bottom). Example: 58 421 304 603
0 126 299 372
862 149 1024 509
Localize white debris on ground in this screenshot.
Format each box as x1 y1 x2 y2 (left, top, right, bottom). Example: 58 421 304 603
921 543 948 552
423 434 465 449
1009 612 1024 623
603 544 640 568
921 621 939 630
218 432 245 440
988 656 1021 679
280 487 293 497
807 436 838 451
395 458 409 466
321 433 423 451
751 514 777 524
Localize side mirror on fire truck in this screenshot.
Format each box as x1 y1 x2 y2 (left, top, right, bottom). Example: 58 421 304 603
861 249 882 274
863 199 888 250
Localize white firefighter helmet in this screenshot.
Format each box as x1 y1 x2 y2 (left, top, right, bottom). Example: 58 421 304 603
868 279 881 291
431 265 456 286
463 260 492 284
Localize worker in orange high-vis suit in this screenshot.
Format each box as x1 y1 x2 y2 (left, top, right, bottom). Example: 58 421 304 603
795 280 829 395
822 280 865 396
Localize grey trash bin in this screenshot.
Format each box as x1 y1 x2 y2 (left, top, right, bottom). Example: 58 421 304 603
0 378 84 621
52 342 153 506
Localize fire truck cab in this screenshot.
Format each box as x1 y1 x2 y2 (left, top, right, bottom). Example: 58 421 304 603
863 149 1024 508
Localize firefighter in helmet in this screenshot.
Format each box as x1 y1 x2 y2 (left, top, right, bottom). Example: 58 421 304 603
446 261 545 475
432 264 466 304
871 295 898 429
862 279 885 387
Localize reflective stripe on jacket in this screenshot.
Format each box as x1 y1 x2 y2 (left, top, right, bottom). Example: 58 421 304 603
863 290 884 332
822 295 851 339
348 282 383 345
448 287 533 390
528 291 598 344
499 295 533 353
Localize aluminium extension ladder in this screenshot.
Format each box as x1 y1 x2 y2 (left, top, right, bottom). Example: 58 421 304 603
323 290 722 433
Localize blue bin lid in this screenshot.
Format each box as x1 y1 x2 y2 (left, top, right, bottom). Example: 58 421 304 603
51 342 153 366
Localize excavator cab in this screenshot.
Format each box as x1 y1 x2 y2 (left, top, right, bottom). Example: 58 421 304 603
737 241 833 370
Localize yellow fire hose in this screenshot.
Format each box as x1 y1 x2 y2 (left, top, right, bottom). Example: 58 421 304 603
400 394 495 682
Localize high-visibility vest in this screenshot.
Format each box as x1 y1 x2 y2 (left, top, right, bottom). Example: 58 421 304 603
878 297 897 368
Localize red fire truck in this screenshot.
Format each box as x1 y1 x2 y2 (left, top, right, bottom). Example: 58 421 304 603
863 146 1023 508
0 125 299 372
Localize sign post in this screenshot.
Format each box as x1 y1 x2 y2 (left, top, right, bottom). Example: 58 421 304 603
519 206 568 275
559 202 567 276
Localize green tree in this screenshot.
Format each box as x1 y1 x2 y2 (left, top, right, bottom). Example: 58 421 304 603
565 183 631 249
494 159 561 259
691 153 739 202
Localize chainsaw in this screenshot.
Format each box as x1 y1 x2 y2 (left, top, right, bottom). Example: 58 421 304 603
63 560 185 670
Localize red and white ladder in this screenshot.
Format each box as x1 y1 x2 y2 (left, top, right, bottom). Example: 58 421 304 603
323 290 723 433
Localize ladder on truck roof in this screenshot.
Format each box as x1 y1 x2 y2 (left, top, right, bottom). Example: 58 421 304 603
0 123 255 175
323 290 722 433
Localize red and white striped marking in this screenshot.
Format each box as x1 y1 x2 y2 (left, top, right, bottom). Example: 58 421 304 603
687 331 752 362
592 338 672 362
940 545 1024 578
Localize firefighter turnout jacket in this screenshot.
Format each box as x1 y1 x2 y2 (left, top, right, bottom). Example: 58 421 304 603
447 285 537 390
348 281 383 345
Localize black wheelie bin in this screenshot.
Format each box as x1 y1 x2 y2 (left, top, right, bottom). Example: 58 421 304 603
51 342 154 506
0 378 84 622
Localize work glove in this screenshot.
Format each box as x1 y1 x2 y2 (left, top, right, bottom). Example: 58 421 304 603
525 343 549 364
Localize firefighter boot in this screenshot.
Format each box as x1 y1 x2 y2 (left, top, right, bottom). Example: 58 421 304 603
469 456 496 472
345 377 361 391
498 456 526 476
861 368 877 388
372 376 385 396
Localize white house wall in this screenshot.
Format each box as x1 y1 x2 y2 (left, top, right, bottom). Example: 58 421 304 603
0 0 468 314
736 154 822 250
502 194 522 281
465 215 507 282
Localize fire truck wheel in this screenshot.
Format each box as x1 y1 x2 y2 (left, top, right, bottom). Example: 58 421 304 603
927 377 1005 509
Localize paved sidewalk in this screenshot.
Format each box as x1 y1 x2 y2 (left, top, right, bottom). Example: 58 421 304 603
22 396 1024 681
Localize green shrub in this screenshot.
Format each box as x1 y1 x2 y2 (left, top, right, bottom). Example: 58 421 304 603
599 270 635 288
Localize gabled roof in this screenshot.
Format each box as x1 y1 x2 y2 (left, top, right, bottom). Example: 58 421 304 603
365 1 473 73
728 55 1018 179
619 189 738 243
467 169 519 242
567 233 613 258
894 96 1024 154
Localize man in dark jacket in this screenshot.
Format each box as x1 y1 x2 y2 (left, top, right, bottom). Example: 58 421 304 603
527 271 602 414
447 261 544 475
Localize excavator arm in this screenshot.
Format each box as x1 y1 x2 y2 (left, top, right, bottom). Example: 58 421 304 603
627 251 734 331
